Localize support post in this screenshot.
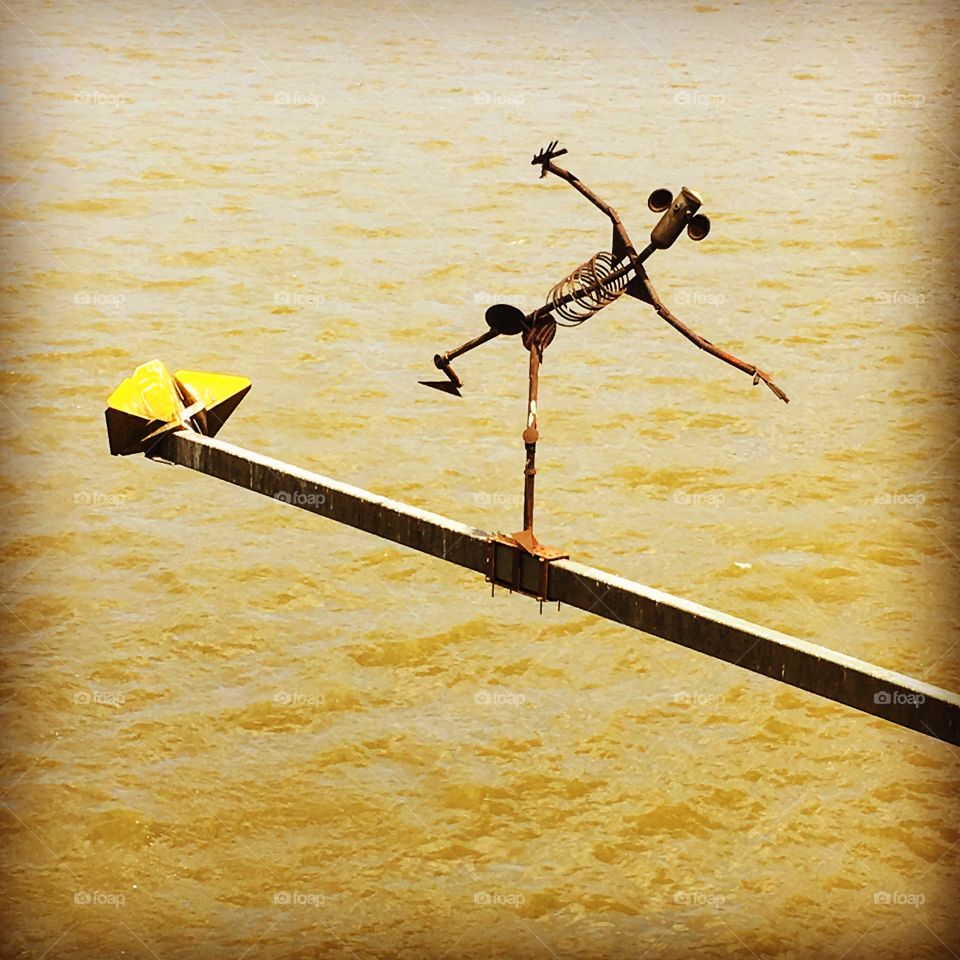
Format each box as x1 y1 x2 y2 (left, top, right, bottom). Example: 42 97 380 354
521 343 540 535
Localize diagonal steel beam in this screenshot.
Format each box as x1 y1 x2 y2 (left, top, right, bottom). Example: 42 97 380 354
150 429 960 746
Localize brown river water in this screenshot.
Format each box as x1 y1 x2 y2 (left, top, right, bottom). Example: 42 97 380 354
1 1 958 957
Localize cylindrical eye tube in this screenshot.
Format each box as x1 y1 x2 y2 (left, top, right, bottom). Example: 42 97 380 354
650 186 703 250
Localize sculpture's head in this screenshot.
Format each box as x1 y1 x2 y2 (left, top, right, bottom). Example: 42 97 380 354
647 186 711 249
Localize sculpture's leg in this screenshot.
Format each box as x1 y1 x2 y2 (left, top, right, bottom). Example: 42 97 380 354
420 328 501 395
485 336 567 606
434 329 500 385
521 342 540 535
505 343 566 562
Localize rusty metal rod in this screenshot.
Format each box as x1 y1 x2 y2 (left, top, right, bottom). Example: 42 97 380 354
521 343 540 533
539 158 641 263
639 275 790 403
435 328 499 366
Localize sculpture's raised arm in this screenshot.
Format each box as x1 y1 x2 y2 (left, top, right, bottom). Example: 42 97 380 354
532 142 639 263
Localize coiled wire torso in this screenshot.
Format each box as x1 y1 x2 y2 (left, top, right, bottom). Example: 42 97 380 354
547 250 630 326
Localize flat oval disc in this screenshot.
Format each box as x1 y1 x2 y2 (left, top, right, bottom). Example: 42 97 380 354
485 303 528 336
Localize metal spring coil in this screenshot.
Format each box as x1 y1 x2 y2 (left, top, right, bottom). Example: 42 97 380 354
547 250 629 326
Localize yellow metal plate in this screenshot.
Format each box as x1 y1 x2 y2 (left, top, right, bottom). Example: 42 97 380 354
105 360 251 455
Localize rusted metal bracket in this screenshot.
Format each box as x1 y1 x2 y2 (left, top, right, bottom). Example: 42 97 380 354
485 533 568 611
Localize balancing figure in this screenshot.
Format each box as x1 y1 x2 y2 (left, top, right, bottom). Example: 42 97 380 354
422 143 789 566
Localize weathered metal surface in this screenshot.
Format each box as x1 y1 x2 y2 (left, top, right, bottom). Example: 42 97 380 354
418 145 791 601
154 429 960 746
475 337 571 568
546 250 631 326
486 535 560 604
424 143 787 403
158 430 490 574
546 560 959 746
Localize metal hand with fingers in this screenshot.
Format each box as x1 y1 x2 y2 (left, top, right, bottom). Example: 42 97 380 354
421 144 790 596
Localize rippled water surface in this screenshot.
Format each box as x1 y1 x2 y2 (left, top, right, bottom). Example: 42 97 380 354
1 1 959 957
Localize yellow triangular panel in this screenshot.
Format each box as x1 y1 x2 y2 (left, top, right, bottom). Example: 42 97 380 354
107 360 182 423
105 361 251 455
174 370 251 439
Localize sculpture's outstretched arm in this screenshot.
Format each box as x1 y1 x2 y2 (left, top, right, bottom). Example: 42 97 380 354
639 274 790 403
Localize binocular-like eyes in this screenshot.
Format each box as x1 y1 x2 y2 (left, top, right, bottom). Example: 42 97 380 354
647 188 673 213
687 213 710 241
646 189 711 242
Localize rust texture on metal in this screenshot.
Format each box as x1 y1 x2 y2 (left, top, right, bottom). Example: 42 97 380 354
157 429 491 573
150 429 960 747
485 536 558 608
486 338 569 572
422 142 789 401
422 143 791 579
